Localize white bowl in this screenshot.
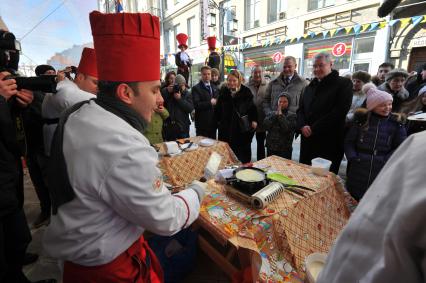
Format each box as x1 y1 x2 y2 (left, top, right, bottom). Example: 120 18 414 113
305 253 327 283
199 138 215 147
311 158 332 176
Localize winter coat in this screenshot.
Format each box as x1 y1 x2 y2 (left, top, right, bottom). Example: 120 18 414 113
406 73 426 101
207 52 221 70
263 72 307 115
215 84 258 146
161 87 193 132
247 78 268 132
263 111 297 152
192 81 218 130
0 96 20 217
377 83 410 113
345 109 407 200
144 109 169 145
297 70 353 173
22 91 45 155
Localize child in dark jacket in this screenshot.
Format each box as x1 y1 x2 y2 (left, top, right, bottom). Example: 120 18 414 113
345 83 407 201
263 93 297 159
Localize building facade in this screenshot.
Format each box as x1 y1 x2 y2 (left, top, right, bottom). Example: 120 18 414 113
97 0 425 81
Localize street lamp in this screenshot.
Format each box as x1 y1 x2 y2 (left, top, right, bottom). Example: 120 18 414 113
208 0 238 81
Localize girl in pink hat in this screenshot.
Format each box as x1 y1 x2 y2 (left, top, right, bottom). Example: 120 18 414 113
344 83 407 200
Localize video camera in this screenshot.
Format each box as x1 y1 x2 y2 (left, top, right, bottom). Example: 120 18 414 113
173 84 180 93
0 30 57 93
4 74 58 93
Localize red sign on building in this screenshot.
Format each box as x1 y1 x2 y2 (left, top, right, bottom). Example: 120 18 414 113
272 52 283 63
332 43 347 57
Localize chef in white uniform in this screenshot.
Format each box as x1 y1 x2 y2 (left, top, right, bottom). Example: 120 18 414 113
317 131 426 283
43 11 206 283
41 47 97 156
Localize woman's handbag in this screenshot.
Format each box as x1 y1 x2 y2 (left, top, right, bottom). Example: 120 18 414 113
235 111 251 133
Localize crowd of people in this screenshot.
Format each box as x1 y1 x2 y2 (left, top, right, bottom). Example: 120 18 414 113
156 55 425 201
0 9 426 283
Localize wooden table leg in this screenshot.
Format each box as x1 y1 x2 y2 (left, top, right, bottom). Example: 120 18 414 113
198 235 239 278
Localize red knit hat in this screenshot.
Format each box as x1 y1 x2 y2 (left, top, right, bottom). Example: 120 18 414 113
89 11 160 82
176 33 188 49
77 48 98 78
207 36 216 50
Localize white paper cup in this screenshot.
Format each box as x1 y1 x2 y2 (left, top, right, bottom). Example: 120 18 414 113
311 158 332 176
305 253 327 283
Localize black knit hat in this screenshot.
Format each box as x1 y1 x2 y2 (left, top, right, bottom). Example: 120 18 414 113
35 64 55 76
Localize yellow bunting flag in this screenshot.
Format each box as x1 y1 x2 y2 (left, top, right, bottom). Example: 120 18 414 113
379 21 387 29
344 26 352 34
361 23 370 32
400 18 411 29
421 15 426 23
329 29 337 37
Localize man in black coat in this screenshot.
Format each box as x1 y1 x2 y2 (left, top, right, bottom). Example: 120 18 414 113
192 66 218 139
297 52 353 174
0 71 55 283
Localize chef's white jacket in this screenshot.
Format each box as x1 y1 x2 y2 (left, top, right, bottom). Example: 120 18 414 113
318 131 426 283
42 79 95 156
43 100 200 266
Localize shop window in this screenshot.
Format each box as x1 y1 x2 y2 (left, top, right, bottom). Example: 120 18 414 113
187 17 195 47
354 37 374 54
244 50 285 80
268 0 286 23
164 29 171 54
173 24 180 52
303 40 352 78
245 0 261 30
353 63 370 72
308 0 335 12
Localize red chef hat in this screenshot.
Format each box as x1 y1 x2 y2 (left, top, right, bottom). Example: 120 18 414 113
89 11 160 82
176 33 188 49
77 47 98 78
207 36 216 51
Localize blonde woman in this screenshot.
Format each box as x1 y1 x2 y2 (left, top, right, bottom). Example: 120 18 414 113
215 70 258 163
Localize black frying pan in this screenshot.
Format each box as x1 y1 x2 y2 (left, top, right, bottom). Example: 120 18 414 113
226 167 269 195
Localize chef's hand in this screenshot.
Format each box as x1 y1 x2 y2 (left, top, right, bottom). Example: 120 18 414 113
189 180 209 201
0 72 18 100
301 125 312 137
211 98 217 106
16 89 34 108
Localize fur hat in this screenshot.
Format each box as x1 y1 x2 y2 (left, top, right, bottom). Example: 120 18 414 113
175 74 186 85
352 71 371 83
385 69 409 82
363 83 393 111
35 64 55 76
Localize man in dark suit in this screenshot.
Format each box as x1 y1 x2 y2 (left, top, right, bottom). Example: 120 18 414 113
192 66 218 139
297 52 353 174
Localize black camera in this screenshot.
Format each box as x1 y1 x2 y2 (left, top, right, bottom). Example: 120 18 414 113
173 84 180 93
4 74 58 93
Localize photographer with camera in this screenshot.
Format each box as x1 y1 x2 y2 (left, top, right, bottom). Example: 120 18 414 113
42 47 97 156
21 65 58 229
161 74 193 141
0 29 55 283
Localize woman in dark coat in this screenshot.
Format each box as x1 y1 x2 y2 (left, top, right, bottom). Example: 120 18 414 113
345 84 407 201
215 70 257 163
